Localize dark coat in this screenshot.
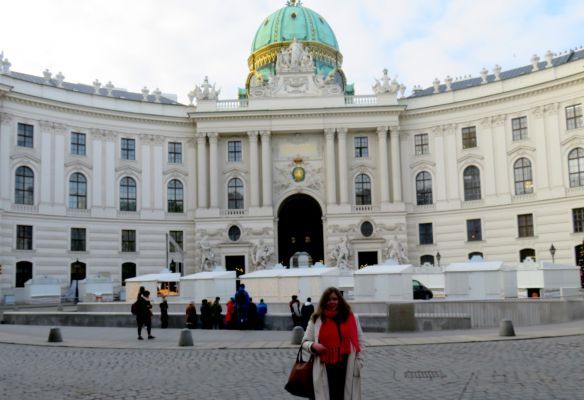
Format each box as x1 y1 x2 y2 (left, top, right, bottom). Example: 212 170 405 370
135 296 152 320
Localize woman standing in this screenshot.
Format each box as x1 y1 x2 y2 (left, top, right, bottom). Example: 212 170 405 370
301 287 365 400
159 296 169 329
136 290 155 340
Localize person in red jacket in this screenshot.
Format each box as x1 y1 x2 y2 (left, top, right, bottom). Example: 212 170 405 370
225 297 236 329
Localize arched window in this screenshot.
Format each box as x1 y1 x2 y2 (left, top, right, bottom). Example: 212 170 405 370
420 254 435 266
167 179 184 213
120 177 137 211
416 171 433 205
519 248 536 262
568 147 584 187
228 178 244 209
514 158 533 195
121 262 136 286
15 166 34 205
355 174 371 205
15 261 33 288
68 173 87 209
463 166 481 201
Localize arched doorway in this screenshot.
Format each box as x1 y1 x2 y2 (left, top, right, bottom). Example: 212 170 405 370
278 194 323 267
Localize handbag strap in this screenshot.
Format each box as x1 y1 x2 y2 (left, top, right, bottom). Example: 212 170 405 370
296 346 314 362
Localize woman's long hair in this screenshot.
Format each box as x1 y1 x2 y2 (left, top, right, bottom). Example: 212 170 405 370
311 287 352 323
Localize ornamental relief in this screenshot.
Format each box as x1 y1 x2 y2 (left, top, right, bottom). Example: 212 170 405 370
273 159 324 198
39 120 67 135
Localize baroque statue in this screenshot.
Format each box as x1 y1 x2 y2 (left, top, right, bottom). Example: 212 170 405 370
330 235 351 270
383 235 409 264
188 76 221 104
250 240 273 270
199 236 216 271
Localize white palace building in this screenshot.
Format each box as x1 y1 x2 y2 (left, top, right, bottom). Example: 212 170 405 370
1 1 584 298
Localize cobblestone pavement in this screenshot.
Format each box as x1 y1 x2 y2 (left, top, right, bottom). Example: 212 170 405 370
0 335 582 400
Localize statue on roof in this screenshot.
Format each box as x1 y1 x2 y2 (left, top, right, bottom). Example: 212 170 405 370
372 69 400 95
276 39 314 74
189 76 221 104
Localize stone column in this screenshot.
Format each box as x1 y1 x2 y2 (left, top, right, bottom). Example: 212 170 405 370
248 131 260 207
208 132 219 209
377 126 390 203
196 132 208 208
39 122 53 207
90 130 103 208
492 116 509 195
337 128 349 205
544 103 563 189
480 118 496 197
532 107 549 191
325 128 337 205
260 130 272 207
390 126 402 202
0 114 12 204
187 138 197 210
432 126 447 202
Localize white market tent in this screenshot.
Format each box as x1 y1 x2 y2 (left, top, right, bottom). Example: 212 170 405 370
353 264 414 301
180 270 236 302
79 275 114 302
444 260 517 300
240 267 347 303
24 275 61 304
517 259 580 298
124 269 181 303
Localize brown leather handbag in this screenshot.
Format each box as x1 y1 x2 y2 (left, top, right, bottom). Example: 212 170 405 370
285 346 315 398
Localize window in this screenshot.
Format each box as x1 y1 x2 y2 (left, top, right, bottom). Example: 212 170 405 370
355 174 372 205
228 225 241 242
420 254 435 266
463 166 481 201
167 179 184 213
414 134 429 155
71 228 86 252
121 230 136 252
15 166 34 205
119 177 137 211
514 158 533 195
121 138 135 160
573 208 584 233
566 104 583 130
415 171 433 205
518 214 534 237
227 140 242 162
419 223 433 245
71 132 86 156
121 262 136 286
519 248 536 262
468 251 484 260
169 230 183 252
168 142 182 164
16 225 33 250
354 137 368 158
69 173 87 209
462 126 477 149
15 261 33 288
228 177 244 209
17 123 34 148
568 148 584 187
466 219 482 241
511 117 528 140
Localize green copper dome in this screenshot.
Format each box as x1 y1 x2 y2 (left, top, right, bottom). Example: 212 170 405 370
251 2 339 53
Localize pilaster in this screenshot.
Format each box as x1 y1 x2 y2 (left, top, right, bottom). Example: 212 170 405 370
337 128 348 205
325 128 337 206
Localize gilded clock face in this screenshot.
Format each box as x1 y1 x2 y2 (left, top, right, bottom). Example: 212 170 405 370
292 166 305 182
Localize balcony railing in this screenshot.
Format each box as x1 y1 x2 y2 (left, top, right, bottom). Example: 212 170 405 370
216 99 248 110
10 204 39 213
352 204 376 213
221 208 248 217
344 95 377 106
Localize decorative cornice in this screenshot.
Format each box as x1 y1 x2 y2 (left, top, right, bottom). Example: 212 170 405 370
457 153 485 165
64 158 93 170
115 163 142 175
410 158 436 170
507 144 536 157
162 165 189 176
560 134 584 148
10 151 41 164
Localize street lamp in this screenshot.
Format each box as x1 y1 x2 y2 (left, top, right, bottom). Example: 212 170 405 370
549 244 556 264
436 252 441 267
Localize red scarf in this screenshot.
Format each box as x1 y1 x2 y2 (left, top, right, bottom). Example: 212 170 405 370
318 310 360 364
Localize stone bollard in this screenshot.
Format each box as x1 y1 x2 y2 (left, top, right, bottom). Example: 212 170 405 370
178 328 194 347
48 327 63 343
291 326 304 345
499 319 516 337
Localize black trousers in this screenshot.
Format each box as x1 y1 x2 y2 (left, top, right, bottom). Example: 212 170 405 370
325 356 348 400
137 316 151 336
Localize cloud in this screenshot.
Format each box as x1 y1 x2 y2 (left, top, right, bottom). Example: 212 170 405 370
1 0 583 102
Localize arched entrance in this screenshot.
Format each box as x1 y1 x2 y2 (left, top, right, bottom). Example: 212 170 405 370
278 194 323 266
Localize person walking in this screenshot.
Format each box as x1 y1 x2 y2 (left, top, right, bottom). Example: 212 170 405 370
159 296 169 329
210 297 223 329
256 298 268 330
200 299 212 329
185 301 198 329
136 290 155 340
301 287 365 400
234 284 251 329
289 295 302 327
300 297 314 330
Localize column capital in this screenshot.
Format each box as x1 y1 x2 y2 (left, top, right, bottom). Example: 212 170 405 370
207 132 219 143
388 125 400 133
247 130 259 141
259 130 271 138
196 132 207 142
336 128 348 139
376 126 388 135
39 120 67 135
324 128 335 139
0 112 13 124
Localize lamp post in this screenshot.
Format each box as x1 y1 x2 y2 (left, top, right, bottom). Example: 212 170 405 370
549 244 556 264
436 252 441 267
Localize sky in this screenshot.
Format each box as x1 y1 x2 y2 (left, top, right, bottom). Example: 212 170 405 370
1 0 583 103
